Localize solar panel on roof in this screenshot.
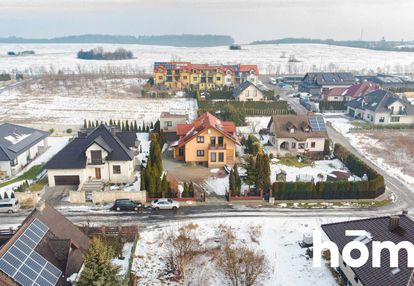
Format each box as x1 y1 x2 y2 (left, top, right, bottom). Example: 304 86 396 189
309 116 327 131
0 219 62 286
7 131 45 153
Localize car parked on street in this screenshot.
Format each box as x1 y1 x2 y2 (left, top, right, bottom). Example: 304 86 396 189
0 199 20 214
151 198 179 210
110 199 142 211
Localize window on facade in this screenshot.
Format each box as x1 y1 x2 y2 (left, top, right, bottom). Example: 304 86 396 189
216 77 221 81
197 150 205 157
379 117 385 123
218 152 224 162
183 76 188 80
179 148 184 156
391 117 400 122
197 136 204 143
167 121 172 127
113 165 121 174
11 158 18 166
311 142 316 148
210 136 216 146
210 152 217 162
91 150 102 164
218 136 224 146
291 142 296 149
298 143 305 149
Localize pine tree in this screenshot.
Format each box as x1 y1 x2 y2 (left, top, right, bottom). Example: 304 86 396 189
109 119 113 126
161 175 169 196
150 121 154 129
88 120 92 128
188 182 195 197
233 163 241 193
138 126 142 132
95 120 99 127
146 126 150 132
121 121 125 131
142 122 146 131
323 139 331 156
77 237 121 286
140 170 146 191
229 170 236 196
154 120 160 133
83 119 87 128
125 120 130 131
134 121 138 132
117 120 121 128
245 155 257 190
182 182 189 197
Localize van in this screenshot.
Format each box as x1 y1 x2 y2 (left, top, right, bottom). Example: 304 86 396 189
0 199 20 213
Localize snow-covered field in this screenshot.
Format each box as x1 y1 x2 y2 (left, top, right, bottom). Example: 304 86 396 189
327 117 414 190
0 77 198 125
133 217 342 286
1 43 414 75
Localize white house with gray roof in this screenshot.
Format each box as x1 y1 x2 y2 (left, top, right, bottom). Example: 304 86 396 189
233 81 265 101
347 90 414 125
44 125 137 187
0 123 49 179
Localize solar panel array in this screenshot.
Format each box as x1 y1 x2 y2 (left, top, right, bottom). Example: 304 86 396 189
7 132 46 153
0 219 62 286
309 116 327 131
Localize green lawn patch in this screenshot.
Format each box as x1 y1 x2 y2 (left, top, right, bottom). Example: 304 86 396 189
0 165 43 188
276 156 313 168
29 177 48 192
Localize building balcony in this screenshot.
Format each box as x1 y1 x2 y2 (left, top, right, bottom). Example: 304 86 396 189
208 144 226 150
88 159 105 165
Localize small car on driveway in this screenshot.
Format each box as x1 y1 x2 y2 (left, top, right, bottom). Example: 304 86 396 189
151 198 179 210
110 199 142 211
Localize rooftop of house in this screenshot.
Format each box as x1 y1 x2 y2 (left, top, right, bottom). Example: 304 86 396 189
172 112 239 148
160 112 188 119
0 123 49 161
322 215 414 286
0 204 90 286
356 74 414 85
322 81 380 99
347 89 414 114
268 114 328 141
44 125 134 170
233 81 261 97
301 72 356 86
154 62 259 75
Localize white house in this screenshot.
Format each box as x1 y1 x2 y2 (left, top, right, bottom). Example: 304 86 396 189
233 81 265 101
44 125 137 187
0 123 49 179
267 114 328 155
347 90 414 125
160 112 188 133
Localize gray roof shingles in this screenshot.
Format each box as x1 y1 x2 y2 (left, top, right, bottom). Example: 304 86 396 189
322 215 414 286
44 125 134 170
0 123 49 161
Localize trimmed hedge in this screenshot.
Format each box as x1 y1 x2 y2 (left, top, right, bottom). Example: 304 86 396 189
319 100 347 111
272 144 385 200
199 100 293 116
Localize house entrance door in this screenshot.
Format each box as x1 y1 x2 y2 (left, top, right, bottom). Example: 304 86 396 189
95 168 101 179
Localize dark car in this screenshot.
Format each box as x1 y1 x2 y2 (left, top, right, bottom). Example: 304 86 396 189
110 199 142 211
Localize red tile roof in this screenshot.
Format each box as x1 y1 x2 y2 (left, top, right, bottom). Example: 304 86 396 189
322 87 348 97
344 81 380 99
173 112 240 147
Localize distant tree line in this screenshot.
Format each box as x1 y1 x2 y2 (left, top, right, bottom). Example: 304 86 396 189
77 47 133 60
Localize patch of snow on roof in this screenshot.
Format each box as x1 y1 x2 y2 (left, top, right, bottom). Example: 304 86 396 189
4 133 31 145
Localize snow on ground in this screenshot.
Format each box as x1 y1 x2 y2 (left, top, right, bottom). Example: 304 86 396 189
202 173 249 196
1 43 414 75
270 159 355 183
327 116 414 190
112 242 134 276
133 217 342 286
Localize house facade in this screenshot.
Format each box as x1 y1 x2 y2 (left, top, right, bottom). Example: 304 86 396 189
171 112 240 167
322 215 414 286
154 62 259 90
45 125 137 187
233 81 265 101
347 90 414 124
267 115 328 155
160 112 188 133
299 72 356 96
0 123 49 178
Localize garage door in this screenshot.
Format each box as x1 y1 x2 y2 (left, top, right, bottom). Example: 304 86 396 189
54 175 80 186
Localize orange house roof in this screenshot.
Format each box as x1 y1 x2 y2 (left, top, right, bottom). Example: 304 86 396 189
173 112 240 148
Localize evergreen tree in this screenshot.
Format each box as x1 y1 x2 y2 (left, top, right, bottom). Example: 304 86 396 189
188 182 195 197
125 120 130 131
182 182 189 197
83 119 87 128
149 139 163 175
229 170 236 196
88 120 92 128
233 163 241 193
161 174 169 196
245 155 257 190
77 237 121 286
138 126 142 132
95 120 99 127
146 126 150 132
117 120 121 128
323 139 331 156
154 120 160 133
109 119 113 126
133 121 138 132
121 121 125 131
142 122 146 131
140 170 146 191
150 121 154 129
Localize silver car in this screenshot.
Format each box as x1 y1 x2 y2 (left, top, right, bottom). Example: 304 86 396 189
0 199 20 214
151 198 179 210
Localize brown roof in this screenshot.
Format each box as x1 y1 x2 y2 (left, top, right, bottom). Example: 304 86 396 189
269 114 327 141
160 112 188 119
322 215 414 286
0 204 90 286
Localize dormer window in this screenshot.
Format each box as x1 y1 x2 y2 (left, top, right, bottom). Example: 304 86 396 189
290 128 295 133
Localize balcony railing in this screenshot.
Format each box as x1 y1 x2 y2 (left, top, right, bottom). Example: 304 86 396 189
209 144 226 150
89 159 104 165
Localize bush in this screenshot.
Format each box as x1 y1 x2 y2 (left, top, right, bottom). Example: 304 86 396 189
66 128 72 134
77 47 134 60
319 100 347 111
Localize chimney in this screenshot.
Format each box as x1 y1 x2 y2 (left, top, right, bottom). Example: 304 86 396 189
389 216 400 231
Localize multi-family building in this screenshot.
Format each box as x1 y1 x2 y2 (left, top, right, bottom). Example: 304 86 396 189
154 62 259 90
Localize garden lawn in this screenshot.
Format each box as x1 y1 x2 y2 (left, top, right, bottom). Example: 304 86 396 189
0 165 43 188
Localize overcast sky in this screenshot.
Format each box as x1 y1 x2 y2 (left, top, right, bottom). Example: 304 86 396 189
1 0 414 43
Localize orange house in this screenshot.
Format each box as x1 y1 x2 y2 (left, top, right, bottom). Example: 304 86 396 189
171 112 240 167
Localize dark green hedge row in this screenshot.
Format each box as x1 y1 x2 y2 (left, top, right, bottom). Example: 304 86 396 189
319 100 348 111
0 74 11 81
271 144 385 200
199 100 293 116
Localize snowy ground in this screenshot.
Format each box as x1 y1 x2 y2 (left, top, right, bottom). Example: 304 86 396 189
327 116 414 190
270 158 359 183
1 43 414 75
112 242 134 276
133 217 342 286
0 77 198 125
